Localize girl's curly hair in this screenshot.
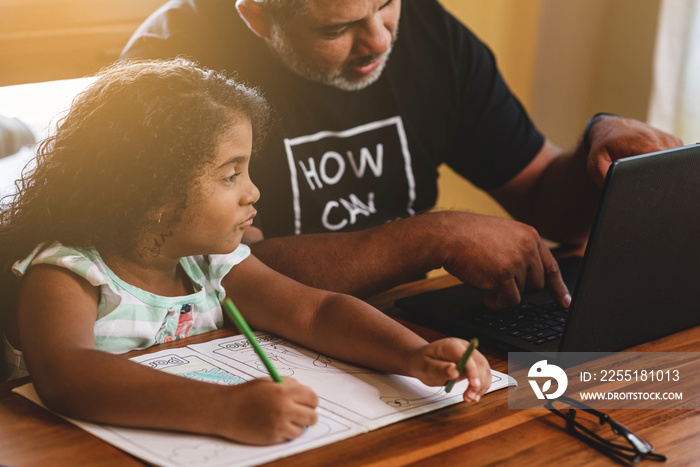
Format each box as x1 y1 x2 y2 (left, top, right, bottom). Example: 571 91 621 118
0 58 270 348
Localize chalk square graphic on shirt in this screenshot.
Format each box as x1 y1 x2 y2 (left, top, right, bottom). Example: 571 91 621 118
283 116 416 234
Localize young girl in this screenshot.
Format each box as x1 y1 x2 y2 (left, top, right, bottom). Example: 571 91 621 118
0 58 490 445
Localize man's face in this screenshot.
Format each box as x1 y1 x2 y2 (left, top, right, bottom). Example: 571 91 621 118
266 0 401 91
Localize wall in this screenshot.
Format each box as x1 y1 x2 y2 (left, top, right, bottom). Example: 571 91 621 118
532 0 661 147
0 0 163 85
434 0 661 218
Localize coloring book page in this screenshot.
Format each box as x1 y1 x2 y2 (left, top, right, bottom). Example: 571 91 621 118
13 333 516 467
13 379 360 467
189 334 514 427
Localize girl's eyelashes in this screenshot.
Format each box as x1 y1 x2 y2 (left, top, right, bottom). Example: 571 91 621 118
224 173 240 183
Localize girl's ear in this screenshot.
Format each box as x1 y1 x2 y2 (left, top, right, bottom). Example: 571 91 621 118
236 0 271 38
147 205 168 226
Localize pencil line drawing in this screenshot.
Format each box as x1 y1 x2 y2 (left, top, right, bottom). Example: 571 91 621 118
203 336 473 420
215 336 386 375
140 353 249 385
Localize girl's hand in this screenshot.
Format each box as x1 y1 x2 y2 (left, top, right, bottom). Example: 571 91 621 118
408 338 491 403
222 377 318 445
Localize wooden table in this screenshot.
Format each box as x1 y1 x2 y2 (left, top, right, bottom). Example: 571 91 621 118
2 275 699 466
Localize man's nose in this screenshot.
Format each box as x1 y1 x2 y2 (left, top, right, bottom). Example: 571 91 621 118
354 16 391 56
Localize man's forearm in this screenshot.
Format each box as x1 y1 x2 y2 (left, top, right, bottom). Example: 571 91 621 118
251 209 571 307
250 214 448 298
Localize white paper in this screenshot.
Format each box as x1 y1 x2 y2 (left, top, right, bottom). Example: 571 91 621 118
13 332 516 467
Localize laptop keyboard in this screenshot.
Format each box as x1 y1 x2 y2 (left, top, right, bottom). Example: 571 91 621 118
469 302 569 345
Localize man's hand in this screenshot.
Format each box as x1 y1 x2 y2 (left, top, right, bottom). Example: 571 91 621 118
586 116 683 186
437 211 571 310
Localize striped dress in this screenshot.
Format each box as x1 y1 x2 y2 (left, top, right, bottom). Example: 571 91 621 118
4 241 250 379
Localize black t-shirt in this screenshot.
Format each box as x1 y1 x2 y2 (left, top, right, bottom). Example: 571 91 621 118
122 0 544 237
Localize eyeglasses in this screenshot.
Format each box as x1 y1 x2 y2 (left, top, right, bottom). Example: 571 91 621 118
545 396 666 465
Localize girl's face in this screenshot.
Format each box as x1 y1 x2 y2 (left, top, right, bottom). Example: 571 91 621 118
162 118 260 257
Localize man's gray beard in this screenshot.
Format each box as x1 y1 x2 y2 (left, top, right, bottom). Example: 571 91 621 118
267 25 395 91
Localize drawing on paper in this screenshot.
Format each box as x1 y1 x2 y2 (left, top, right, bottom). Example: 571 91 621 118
14 335 514 467
139 353 248 385
214 335 386 376
168 443 228 465
161 420 338 466
199 335 469 417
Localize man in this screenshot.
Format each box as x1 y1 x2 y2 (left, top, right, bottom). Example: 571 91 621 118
122 0 681 309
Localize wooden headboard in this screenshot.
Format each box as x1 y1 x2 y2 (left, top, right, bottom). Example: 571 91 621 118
0 0 165 86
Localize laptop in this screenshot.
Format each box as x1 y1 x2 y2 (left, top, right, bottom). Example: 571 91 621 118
396 143 700 353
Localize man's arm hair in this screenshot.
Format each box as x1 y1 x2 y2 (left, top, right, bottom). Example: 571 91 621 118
250 214 444 298
250 210 571 310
